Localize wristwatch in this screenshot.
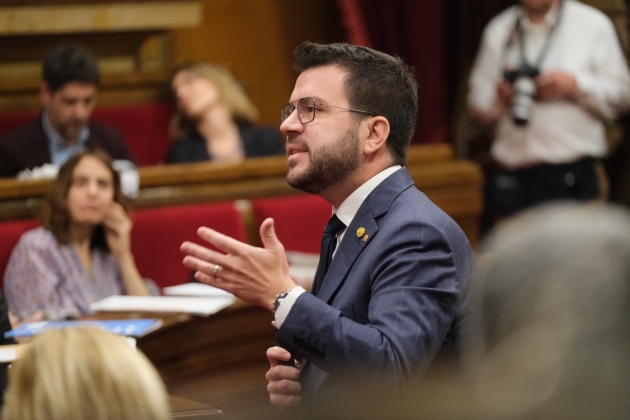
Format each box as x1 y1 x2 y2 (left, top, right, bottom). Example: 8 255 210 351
273 288 293 316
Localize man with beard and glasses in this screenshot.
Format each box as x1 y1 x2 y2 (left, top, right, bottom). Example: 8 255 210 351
0 44 132 178
180 42 475 419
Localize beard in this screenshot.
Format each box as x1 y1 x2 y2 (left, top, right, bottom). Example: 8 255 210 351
287 126 361 195
57 119 87 144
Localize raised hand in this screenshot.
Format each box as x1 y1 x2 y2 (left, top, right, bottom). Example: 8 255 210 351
180 218 297 311
102 202 133 259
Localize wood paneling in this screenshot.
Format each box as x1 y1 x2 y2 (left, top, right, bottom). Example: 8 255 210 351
169 0 344 126
0 144 483 245
0 2 201 35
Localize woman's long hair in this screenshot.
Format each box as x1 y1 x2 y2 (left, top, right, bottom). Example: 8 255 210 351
170 62 259 139
41 149 129 251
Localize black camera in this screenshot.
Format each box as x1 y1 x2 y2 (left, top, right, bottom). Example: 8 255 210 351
504 63 540 126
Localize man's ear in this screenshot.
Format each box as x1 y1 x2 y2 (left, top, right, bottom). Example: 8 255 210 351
362 116 390 156
39 83 52 106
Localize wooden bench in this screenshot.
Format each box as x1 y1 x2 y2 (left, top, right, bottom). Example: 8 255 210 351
0 144 483 289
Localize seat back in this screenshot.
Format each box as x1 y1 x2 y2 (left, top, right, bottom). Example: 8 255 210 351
251 195 330 254
131 202 248 290
0 219 40 288
0 103 173 167
92 103 172 166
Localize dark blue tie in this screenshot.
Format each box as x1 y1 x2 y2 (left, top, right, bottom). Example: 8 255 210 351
312 214 346 297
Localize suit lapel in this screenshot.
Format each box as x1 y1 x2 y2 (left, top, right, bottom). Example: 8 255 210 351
316 168 415 303
317 207 378 303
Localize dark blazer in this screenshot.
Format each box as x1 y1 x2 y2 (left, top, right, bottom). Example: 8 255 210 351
166 123 285 163
0 115 132 178
276 168 475 418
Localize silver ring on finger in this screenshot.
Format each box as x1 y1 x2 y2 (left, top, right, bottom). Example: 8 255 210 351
212 264 222 277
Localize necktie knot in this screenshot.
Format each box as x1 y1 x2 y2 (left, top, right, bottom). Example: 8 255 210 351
312 214 346 297
325 214 346 236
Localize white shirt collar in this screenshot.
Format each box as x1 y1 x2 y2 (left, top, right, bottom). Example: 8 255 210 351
520 0 561 32
334 165 401 229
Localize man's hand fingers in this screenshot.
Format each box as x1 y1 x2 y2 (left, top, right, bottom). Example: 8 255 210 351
267 377 302 395
181 243 239 276
266 365 301 382
181 241 223 262
197 226 248 256
269 393 302 409
259 218 284 252
266 346 293 367
183 256 237 284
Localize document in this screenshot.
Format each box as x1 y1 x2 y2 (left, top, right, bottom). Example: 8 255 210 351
89 295 235 316
162 283 233 297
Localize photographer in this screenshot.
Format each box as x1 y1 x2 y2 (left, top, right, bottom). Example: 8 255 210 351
468 0 630 220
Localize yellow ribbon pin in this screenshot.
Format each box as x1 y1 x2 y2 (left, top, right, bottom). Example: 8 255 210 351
356 227 366 238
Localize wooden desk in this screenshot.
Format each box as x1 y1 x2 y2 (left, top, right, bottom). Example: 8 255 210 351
169 395 223 419
89 301 276 383
89 304 275 417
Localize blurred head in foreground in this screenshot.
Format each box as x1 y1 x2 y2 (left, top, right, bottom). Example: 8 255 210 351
471 203 630 420
3 328 170 420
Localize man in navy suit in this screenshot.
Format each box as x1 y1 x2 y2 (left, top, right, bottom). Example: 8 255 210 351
181 42 475 418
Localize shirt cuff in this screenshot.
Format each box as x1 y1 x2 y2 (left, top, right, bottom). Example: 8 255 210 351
272 286 306 329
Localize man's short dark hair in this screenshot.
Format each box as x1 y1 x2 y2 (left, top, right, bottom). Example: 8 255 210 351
42 44 100 92
292 42 418 165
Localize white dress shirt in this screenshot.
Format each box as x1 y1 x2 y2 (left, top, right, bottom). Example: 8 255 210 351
273 165 402 328
42 108 90 166
468 0 630 169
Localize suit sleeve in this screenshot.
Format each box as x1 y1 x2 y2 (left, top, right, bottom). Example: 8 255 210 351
276 217 466 390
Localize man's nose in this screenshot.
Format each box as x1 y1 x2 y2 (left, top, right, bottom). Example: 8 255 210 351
280 108 304 136
73 102 90 120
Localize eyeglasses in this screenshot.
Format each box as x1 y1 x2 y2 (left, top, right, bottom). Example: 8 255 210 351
280 97 376 125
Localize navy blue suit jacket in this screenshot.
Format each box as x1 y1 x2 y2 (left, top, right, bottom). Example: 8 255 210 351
276 167 475 416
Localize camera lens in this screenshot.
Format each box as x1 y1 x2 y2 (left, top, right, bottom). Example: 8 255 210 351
511 76 536 126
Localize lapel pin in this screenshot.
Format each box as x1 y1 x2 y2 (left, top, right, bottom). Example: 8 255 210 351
362 234 369 242
356 227 366 238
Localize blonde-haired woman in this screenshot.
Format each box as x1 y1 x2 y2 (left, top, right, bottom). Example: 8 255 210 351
2 328 170 420
167 62 284 163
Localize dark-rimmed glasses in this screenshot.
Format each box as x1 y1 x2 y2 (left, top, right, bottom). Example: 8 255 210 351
280 97 376 124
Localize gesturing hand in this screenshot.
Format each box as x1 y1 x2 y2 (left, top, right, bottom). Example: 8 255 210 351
266 346 302 410
102 202 133 259
180 218 297 311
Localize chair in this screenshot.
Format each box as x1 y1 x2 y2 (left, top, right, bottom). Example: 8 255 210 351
131 201 248 290
250 195 330 254
0 219 40 288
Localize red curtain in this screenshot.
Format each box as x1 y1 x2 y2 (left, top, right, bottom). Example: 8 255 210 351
338 0 447 144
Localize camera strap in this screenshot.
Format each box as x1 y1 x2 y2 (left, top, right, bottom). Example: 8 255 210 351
504 0 565 70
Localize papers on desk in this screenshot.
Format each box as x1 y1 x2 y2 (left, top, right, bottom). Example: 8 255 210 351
89 295 236 317
286 251 319 287
5 319 162 339
162 283 233 297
